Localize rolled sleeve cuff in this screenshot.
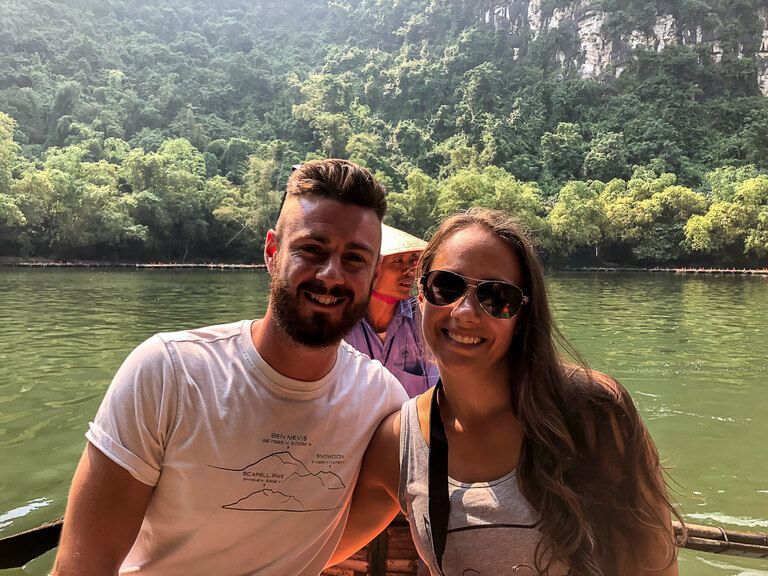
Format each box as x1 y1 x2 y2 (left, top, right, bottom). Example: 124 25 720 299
86 422 161 486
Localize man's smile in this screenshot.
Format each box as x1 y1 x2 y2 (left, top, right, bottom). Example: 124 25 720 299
305 290 345 307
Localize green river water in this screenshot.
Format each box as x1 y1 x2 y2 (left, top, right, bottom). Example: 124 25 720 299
0 268 766 575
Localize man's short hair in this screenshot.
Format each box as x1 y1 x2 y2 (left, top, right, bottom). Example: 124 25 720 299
285 159 387 221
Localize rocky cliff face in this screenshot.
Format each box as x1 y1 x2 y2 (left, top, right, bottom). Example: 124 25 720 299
759 8 768 95
487 1 768 95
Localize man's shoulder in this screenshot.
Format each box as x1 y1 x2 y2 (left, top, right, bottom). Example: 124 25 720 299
126 320 247 373
338 339 384 376
116 321 249 393
339 338 369 362
155 320 246 347
337 341 408 400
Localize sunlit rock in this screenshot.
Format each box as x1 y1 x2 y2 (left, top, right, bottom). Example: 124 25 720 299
485 1 768 95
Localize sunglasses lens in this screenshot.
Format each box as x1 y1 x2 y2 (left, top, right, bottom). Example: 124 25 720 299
477 282 524 319
424 270 467 306
422 270 526 319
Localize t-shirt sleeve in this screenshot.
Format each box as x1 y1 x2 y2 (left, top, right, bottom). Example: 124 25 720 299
379 368 409 414
86 335 179 486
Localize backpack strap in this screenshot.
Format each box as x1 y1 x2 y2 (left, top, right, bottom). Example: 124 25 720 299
428 379 449 573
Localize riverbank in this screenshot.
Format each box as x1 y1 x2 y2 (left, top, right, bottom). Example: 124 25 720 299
564 266 768 276
0 257 265 270
3 259 766 275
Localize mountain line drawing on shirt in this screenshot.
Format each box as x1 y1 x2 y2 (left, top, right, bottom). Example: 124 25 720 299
207 450 346 512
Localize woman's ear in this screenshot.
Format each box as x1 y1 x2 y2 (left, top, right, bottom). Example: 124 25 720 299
417 290 425 315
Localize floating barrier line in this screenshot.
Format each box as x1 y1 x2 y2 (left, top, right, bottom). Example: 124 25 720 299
12 262 266 269
6 262 768 275
564 267 768 276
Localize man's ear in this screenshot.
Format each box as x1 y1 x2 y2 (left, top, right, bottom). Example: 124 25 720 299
371 258 382 287
264 229 278 275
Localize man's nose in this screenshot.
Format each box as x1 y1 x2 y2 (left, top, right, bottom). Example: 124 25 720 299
316 255 344 285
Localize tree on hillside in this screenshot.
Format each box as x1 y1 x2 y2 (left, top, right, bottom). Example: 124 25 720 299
0 114 26 253
2 0 768 265
0 112 19 194
211 144 285 260
386 168 439 239
540 123 586 184
704 165 759 201
121 138 208 259
583 132 629 182
685 176 768 262
631 185 708 262
547 181 606 257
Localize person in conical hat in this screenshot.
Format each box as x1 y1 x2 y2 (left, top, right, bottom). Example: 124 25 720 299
345 224 439 398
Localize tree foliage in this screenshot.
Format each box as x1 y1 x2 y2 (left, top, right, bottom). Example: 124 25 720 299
0 0 767 265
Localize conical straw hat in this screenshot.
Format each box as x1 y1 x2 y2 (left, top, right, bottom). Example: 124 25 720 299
380 224 427 257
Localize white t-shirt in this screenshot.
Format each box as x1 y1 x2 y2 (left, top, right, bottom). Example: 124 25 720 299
86 320 407 575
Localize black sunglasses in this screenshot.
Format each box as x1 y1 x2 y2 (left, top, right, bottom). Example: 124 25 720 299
420 269 529 319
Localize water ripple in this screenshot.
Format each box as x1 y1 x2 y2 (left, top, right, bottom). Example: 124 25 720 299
0 498 52 531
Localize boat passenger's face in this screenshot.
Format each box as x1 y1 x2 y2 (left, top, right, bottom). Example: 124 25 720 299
420 226 524 377
267 194 381 347
374 251 421 302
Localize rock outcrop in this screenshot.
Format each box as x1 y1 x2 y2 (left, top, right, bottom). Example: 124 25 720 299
486 1 768 95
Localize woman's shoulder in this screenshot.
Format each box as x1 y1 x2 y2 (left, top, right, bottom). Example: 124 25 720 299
559 364 647 455
413 387 437 446
561 363 630 408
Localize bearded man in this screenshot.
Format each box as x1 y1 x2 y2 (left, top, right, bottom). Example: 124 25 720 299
52 159 407 576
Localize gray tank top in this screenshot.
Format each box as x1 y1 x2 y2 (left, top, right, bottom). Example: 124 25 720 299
398 397 569 575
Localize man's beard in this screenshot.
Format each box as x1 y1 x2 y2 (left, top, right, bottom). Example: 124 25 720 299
270 276 371 348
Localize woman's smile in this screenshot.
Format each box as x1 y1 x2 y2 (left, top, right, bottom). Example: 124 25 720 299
443 329 484 346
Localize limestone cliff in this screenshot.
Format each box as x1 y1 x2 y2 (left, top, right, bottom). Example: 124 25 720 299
487 1 768 95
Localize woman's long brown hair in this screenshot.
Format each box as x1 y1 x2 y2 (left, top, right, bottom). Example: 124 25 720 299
418 207 684 575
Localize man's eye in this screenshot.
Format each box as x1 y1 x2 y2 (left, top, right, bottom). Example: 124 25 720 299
300 245 323 256
346 253 367 264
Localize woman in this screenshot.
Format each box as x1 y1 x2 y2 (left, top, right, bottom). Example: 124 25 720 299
345 223 439 397
330 208 681 575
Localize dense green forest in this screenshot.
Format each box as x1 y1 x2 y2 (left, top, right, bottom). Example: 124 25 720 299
1 0 767 265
